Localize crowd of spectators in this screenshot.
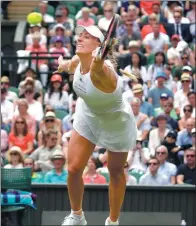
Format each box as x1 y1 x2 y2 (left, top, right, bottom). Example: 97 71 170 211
1 0 196 186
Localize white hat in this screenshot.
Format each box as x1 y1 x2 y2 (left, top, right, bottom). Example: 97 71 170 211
54 23 65 31
30 23 41 27
51 150 65 160
191 128 196 134
45 111 56 118
182 66 192 72
176 41 188 52
75 25 104 43
6 146 23 162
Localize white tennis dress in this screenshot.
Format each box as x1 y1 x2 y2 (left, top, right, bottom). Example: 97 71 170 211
73 61 137 152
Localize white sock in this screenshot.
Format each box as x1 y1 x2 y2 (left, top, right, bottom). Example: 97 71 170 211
108 217 118 224
71 209 83 218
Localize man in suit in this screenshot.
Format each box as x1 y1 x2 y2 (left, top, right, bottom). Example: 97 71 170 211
166 11 192 43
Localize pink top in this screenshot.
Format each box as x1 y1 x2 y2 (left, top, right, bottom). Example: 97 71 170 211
83 173 107 184
77 18 95 27
1 129 8 151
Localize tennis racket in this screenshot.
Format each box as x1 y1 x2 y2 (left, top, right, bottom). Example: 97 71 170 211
97 14 120 60
119 69 138 82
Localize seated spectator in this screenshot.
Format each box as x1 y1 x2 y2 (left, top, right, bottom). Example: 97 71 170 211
177 147 196 185
127 131 150 174
44 74 69 111
140 1 156 16
14 86 44 122
167 35 181 61
187 91 196 118
1 76 18 102
36 1 55 23
39 104 62 133
83 157 107 184
25 32 49 88
139 157 169 186
130 97 151 141
141 13 167 40
13 99 36 137
76 7 95 26
1 128 8 157
174 73 192 117
186 1 196 23
155 145 177 184
163 1 182 19
24 158 44 183
30 129 62 172
132 84 154 119
116 11 128 40
98 2 114 32
37 111 62 146
164 65 178 93
148 114 170 156
1 87 14 125
44 150 68 183
176 118 195 163
83 0 101 15
147 51 167 87
124 163 137 185
49 24 71 53
19 67 43 95
4 146 24 169
148 71 173 108
168 6 190 24
9 116 34 155
178 105 193 131
25 24 47 47
62 100 76 133
49 36 71 70
143 22 169 56
118 20 141 54
127 5 141 30
161 131 180 165
191 128 196 149
123 52 148 85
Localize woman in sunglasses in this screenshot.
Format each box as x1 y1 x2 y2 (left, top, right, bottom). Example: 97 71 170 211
178 105 193 131
9 116 34 155
4 146 24 169
37 111 62 147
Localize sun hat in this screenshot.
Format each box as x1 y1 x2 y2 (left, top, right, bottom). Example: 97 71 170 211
6 146 23 162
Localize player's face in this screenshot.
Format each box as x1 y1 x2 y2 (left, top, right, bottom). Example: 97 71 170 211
76 31 100 55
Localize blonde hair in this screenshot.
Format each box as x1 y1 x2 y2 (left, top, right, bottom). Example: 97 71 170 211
107 38 118 70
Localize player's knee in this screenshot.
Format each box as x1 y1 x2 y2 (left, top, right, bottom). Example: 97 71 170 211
68 164 83 177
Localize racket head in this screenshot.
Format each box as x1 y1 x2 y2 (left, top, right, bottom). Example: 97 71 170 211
99 14 120 60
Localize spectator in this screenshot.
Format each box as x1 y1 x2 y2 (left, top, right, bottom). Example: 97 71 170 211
118 20 141 54
9 116 34 155
186 1 196 23
177 147 196 185
155 145 177 184
132 84 154 120
163 1 183 20
13 99 36 137
76 7 95 26
1 128 8 157
19 67 43 95
139 157 169 186
127 4 141 30
37 111 62 146
168 6 190 24
4 146 24 169
191 128 196 149
98 2 114 32
140 1 158 16
127 131 150 174
124 163 137 185
130 97 151 141
25 32 49 88
24 158 44 183
1 87 14 125
36 1 55 23
148 2 167 24
25 24 47 47
174 73 192 117
161 131 180 165
178 105 193 131
166 35 181 61
147 51 167 86
123 52 147 84
143 22 169 56
164 65 178 93
1 76 18 102
30 129 62 172
148 71 173 108
44 150 68 183
148 114 170 156
187 91 196 118
83 0 101 16
176 118 195 163
116 11 128 39
44 74 69 111
83 157 107 184
141 13 167 40
62 100 76 133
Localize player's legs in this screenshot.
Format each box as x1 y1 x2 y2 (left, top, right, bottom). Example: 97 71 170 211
107 151 128 223
67 129 95 212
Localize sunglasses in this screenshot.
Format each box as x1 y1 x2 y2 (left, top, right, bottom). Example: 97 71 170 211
126 24 133 26
25 90 33 94
16 121 25 124
10 152 18 156
186 155 195 158
156 152 166 155
184 109 192 113
104 10 112 12
181 57 188 60
50 137 57 141
1 82 9 85
182 80 190 83
45 119 54 123
148 162 158 166
24 163 33 166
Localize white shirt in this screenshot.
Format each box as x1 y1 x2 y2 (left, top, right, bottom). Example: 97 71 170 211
1 99 14 123
6 91 18 102
167 47 180 60
43 14 55 23
124 65 148 83
174 89 190 117
26 34 47 46
4 163 23 169
168 17 190 24
143 32 169 53
98 17 112 31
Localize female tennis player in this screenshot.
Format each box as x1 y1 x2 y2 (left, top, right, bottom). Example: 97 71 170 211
56 25 137 226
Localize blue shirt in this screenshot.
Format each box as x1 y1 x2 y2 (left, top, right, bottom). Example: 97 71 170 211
44 169 68 184
140 101 155 117
148 87 173 108
176 130 193 147
139 172 169 186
